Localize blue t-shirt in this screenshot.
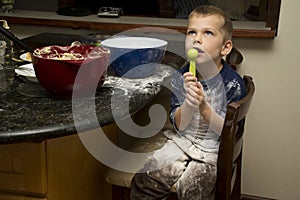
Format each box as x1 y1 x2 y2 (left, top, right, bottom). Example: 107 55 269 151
168 59 246 153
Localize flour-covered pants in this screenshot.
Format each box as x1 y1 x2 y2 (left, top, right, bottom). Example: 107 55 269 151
130 139 217 200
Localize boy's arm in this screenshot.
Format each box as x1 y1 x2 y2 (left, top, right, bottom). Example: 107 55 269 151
174 77 224 134
174 100 194 131
173 72 197 131
199 101 224 135
174 98 224 135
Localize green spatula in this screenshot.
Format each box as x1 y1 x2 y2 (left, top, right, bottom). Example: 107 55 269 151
187 48 198 77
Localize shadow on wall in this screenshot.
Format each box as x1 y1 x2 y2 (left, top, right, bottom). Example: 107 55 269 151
233 38 275 52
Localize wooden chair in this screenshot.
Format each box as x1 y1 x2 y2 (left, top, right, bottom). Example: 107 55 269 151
215 74 255 200
166 75 255 200
105 49 255 200
226 47 243 71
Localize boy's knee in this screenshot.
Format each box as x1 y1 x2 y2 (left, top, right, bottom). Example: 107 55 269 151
131 172 171 199
176 162 217 200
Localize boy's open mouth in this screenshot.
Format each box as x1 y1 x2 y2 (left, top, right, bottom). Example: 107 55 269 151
192 47 204 54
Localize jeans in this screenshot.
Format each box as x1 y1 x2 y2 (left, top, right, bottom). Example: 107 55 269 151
130 140 217 200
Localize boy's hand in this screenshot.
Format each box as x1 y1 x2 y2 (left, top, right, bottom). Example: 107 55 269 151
185 81 211 123
183 72 197 91
183 72 205 110
175 72 212 130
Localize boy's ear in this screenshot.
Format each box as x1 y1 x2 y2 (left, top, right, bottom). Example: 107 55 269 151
221 40 233 56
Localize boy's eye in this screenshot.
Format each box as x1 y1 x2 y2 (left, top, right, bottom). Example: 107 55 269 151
187 30 196 35
205 31 213 36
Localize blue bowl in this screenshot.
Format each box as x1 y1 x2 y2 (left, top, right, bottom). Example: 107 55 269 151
101 36 167 78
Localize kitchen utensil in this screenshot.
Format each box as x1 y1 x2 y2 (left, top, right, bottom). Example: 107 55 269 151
187 48 198 77
0 24 32 52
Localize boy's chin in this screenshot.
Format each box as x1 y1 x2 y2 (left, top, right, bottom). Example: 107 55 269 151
196 56 214 65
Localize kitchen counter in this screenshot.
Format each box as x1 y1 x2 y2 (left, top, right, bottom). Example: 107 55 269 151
0 32 184 144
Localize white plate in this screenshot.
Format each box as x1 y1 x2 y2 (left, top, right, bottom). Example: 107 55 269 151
19 52 32 62
15 64 38 82
15 63 36 77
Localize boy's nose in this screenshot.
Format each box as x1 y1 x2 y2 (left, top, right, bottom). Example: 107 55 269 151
193 34 202 44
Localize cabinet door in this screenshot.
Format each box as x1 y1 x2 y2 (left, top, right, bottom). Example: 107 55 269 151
46 124 118 200
0 142 47 196
0 192 47 200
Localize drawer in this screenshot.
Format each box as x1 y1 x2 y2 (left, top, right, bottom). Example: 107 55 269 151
0 142 47 196
0 191 46 200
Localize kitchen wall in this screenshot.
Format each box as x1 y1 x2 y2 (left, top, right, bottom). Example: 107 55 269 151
8 0 300 199
232 0 300 199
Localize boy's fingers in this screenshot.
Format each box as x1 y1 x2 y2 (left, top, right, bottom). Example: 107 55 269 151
196 81 203 90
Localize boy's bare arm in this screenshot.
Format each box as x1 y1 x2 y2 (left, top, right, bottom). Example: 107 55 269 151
174 73 224 134
174 101 194 131
175 97 224 135
199 101 224 135
174 72 197 131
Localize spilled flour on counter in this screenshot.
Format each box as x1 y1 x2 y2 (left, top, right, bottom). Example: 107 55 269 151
102 64 174 96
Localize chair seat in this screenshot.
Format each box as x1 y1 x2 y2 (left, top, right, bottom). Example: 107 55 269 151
104 131 177 192
105 167 134 188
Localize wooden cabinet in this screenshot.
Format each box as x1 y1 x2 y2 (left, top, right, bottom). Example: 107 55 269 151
0 192 46 200
0 123 118 200
0 142 47 196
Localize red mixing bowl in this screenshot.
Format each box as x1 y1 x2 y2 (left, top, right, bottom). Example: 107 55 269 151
32 44 110 98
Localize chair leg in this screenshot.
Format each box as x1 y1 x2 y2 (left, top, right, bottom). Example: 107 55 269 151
167 193 178 200
232 153 242 200
112 185 131 200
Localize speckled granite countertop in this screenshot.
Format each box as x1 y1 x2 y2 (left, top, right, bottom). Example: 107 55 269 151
0 33 185 144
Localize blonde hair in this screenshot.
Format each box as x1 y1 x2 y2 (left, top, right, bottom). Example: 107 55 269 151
188 5 233 41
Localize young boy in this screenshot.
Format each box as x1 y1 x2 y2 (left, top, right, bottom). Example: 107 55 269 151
130 5 246 200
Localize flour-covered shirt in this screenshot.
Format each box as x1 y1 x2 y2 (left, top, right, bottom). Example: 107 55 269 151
168 60 246 158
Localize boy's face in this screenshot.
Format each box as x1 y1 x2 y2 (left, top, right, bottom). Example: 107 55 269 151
185 14 232 69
